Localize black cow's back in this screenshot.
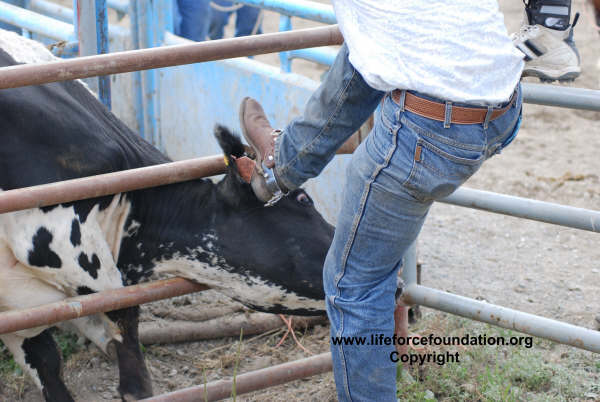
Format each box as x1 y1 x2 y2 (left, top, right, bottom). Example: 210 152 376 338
0 49 169 191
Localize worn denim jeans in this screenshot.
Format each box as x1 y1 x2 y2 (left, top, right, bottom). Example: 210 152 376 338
209 0 263 39
174 0 210 42
275 44 522 401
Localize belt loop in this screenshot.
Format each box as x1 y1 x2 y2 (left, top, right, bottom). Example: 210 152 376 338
444 101 452 128
398 90 406 111
483 105 494 129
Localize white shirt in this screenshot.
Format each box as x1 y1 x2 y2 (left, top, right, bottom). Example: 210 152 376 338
332 0 524 104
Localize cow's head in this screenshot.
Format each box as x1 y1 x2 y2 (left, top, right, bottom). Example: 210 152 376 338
213 126 334 315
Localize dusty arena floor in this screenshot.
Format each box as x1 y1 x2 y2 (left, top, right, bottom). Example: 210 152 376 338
1 0 599 401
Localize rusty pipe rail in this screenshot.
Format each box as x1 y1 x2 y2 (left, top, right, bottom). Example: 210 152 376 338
0 25 343 90
0 278 208 335
0 155 227 214
143 352 333 402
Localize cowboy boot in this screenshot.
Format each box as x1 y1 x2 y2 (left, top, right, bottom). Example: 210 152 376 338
239 97 288 205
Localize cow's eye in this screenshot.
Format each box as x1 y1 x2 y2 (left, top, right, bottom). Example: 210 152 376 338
296 192 313 206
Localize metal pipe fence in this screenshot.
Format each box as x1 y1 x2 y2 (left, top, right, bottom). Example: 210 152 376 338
0 1 598 399
441 187 600 233
0 0 74 40
3 0 600 112
0 25 343 90
0 0 127 41
0 278 208 335
236 0 336 24
143 352 333 402
0 155 226 214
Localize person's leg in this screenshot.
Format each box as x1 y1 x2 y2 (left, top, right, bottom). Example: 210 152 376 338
239 44 384 203
323 112 431 401
512 0 580 82
592 0 600 30
208 0 232 40
325 87 523 401
275 44 384 191
525 0 572 29
234 5 263 37
176 0 210 41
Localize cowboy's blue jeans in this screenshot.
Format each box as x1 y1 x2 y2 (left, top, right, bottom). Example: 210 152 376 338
275 44 522 401
209 0 262 39
174 0 210 42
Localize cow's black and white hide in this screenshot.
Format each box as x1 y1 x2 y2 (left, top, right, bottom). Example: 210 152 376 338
0 30 333 401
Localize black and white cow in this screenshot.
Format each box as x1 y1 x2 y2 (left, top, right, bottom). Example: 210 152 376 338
0 31 333 401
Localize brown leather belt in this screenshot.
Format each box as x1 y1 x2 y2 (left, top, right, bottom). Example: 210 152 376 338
391 89 517 125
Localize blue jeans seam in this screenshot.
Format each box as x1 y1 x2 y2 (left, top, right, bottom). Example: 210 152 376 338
418 138 485 166
276 67 361 177
332 128 398 402
487 107 522 146
401 116 485 151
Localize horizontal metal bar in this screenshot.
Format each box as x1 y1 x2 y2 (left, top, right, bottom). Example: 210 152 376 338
440 187 600 233
0 25 343 89
106 0 126 13
236 0 336 24
30 0 73 22
0 155 227 214
143 352 333 402
29 0 127 38
50 40 79 57
0 0 74 40
288 46 337 66
523 82 600 111
402 285 600 353
0 278 208 335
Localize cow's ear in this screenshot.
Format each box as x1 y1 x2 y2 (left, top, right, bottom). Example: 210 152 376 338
214 124 245 159
213 124 245 181
214 125 258 207
214 124 249 182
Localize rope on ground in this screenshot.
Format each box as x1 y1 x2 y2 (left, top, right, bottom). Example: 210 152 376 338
276 314 314 355
209 1 244 12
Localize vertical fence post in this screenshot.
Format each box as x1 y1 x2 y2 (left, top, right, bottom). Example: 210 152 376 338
137 0 158 147
128 0 145 138
278 15 292 72
0 0 25 33
402 241 418 288
151 0 173 150
136 0 166 149
395 240 417 362
72 0 78 33
21 0 31 37
95 0 111 109
77 0 99 93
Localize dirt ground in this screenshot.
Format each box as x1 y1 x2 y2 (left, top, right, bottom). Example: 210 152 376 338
1 0 599 401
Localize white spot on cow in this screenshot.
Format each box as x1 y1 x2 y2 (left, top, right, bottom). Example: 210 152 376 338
153 247 324 313
0 29 55 64
0 29 95 95
0 334 43 390
97 194 131 259
125 220 141 238
0 191 131 378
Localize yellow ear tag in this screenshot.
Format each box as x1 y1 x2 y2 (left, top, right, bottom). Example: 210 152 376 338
223 156 229 166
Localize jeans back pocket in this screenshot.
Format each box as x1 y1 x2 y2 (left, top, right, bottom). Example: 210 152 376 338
400 122 486 202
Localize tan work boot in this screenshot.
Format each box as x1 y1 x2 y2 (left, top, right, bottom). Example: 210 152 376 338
239 97 287 205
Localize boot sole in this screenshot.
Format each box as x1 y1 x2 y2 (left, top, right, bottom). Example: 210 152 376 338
522 69 581 83
238 97 264 171
238 97 276 203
